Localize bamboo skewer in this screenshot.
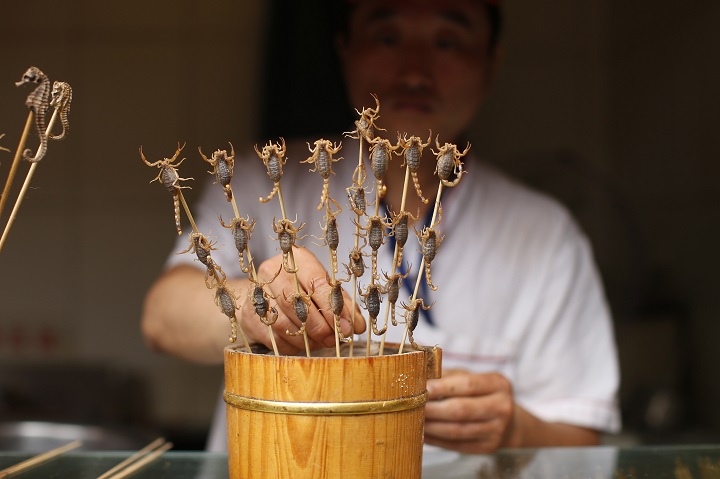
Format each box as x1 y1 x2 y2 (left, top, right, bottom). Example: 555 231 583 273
0 439 81 478
0 108 60 253
0 112 34 223
95 438 171 479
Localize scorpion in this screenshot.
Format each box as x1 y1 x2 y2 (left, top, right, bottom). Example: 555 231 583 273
199 143 235 201
398 132 432 204
302 139 342 210
248 268 282 326
179 232 226 288
214 276 242 343
401 298 434 351
433 138 471 187
346 183 367 217
344 93 384 143
255 137 287 203
416 208 444 291
15 66 50 163
389 209 418 268
369 137 400 199
219 215 256 273
347 246 368 279
48 81 72 141
140 143 193 235
326 270 352 343
283 283 315 337
383 269 410 326
312 208 341 273
272 217 306 273
359 282 388 336
354 214 390 280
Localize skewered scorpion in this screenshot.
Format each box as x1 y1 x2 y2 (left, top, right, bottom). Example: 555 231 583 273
140 143 193 235
344 93 385 143
346 183 367 217
398 132 432 204
354 214 390 280
313 208 341 273
401 298 434 351
389 209 418 268
249 268 281 326
383 269 410 326
49 81 72 140
16 66 50 163
220 215 255 273
347 246 368 279
416 206 444 291
433 138 471 187
179 232 227 288
302 139 342 210
359 282 388 335
272 217 306 273
199 143 235 201
214 276 241 343
255 137 287 203
369 137 400 199
327 270 352 343
284 283 315 337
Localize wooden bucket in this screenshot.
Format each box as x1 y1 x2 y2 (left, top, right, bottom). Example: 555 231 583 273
224 342 442 479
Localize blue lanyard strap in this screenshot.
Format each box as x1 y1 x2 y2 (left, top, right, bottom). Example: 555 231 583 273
382 198 439 327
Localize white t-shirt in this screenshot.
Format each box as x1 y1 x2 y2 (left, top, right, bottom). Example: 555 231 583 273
164 138 621 450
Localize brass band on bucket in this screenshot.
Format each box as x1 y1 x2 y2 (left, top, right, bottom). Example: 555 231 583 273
224 390 428 416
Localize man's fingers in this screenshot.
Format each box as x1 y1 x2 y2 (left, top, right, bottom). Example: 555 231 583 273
427 371 511 399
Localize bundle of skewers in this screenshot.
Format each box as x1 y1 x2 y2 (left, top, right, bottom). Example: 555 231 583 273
0 66 73 254
142 95 469 358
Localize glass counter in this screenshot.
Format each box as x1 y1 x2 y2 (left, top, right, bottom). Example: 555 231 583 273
2 445 720 478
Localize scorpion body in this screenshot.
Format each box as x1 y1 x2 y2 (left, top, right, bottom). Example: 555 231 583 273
140 143 192 235
272 217 306 273
255 138 287 202
16 67 51 163
220 216 255 273
200 144 235 201
302 139 342 210
251 285 278 326
383 270 409 326
418 226 444 291
369 138 399 199
49 81 72 140
327 272 351 342
347 185 367 216
398 133 431 203
214 283 240 343
344 93 384 142
284 287 314 337
348 247 367 278
402 298 433 350
360 283 387 335
433 139 470 187
390 210 417 267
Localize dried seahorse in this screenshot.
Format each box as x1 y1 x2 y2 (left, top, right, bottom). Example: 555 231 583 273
15 66 51 162
48 81 72 140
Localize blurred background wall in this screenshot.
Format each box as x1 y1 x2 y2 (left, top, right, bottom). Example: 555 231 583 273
0 0 718 448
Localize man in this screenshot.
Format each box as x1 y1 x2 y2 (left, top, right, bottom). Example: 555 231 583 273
142 0 620 454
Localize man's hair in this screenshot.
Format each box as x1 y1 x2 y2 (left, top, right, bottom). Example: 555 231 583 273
331 3 503 52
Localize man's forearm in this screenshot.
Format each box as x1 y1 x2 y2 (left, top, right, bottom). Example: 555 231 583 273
505 404 600 448
141 265 250 364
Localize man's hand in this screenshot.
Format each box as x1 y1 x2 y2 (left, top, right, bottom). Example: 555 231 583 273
239 247 365 354
424 369 516 454
424 369 601 453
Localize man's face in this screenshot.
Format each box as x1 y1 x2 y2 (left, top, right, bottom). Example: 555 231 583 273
338 0 498 143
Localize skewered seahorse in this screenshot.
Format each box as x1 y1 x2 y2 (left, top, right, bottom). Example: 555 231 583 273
49 81 72 140
15 67 51 162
